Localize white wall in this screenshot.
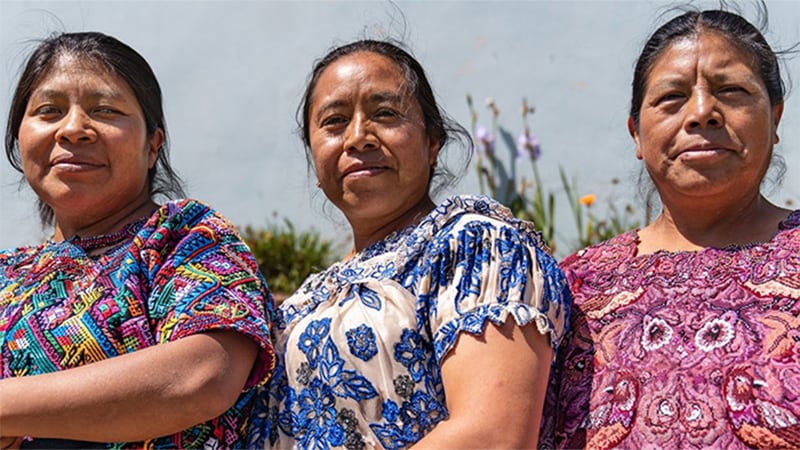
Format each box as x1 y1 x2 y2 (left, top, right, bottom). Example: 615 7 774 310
2 0 799 254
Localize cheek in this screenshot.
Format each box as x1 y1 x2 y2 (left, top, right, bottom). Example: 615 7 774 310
17 121 37 150
17 128 45 168
309 135 343 178
638 123 671 153
402 150 434 184
310 147 334 181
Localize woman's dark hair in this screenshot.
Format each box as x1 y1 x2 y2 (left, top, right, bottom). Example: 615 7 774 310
630 7 784 129
297 39 472 197
4 31 185 226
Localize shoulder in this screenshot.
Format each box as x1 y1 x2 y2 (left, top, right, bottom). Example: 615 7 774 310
150 198 227 224
131 199 251 261
0 244 40 260
417 196 561 286
0 245 42 281
560 230 638 272
776 210 800 240
144 199 240 237
428 195 548 251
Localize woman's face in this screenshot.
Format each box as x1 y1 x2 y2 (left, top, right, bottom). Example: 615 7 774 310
630 31 783 206
307 51 439 227
17 56 161 227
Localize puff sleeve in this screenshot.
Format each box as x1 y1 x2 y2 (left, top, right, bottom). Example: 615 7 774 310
420 213 570 363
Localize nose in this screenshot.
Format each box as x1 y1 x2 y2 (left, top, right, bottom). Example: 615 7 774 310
684 90 723 131
54 107 97 145
343 114 378 153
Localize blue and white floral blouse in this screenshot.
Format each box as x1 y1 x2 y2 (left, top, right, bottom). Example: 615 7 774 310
260 195 571 449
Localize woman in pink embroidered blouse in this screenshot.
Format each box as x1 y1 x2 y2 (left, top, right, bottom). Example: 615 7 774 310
539 7 800 450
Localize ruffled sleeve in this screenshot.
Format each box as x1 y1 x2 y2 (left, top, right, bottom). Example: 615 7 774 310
422 214 570 362
136 200 275 387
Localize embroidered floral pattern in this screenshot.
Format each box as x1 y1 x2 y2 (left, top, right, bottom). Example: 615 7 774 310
541 210 800 450
262 195 571 449
641 317 673 352
695 318 735 352
346 324 378 362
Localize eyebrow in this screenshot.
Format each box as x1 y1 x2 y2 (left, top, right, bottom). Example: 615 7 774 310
29 89 126 101
646 76 686 91
314 91 406 121
710 71 759 85
648 68 759 91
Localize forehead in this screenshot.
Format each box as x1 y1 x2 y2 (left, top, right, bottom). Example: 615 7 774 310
646 31 760 82
31 54 133 96
311 51 410 101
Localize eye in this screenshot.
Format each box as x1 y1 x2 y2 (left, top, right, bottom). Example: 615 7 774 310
93 106 123 116
375 108 398 118
717 85 748 95
32 105 62 118
373 108 404 124
320 115 347 128
655 92 685 105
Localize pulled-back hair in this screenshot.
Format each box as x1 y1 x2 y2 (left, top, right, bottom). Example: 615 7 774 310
298 39 472 197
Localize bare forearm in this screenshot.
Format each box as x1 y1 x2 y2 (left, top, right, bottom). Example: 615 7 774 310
0 331 257 442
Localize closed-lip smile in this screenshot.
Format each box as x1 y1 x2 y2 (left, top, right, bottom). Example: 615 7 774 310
51 154 104 169
342 162 390 178
674 142 732 159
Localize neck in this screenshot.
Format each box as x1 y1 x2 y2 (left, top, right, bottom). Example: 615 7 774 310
637 194 790 254
53 197 158 241
347 196 435 257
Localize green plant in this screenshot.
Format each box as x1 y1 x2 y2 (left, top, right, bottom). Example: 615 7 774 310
468 95 641 256
240 219 338 299
560 172 640 251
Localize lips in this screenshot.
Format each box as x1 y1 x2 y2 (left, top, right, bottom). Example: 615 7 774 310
673 142 732 160
50 154 104 170
342 162 390 179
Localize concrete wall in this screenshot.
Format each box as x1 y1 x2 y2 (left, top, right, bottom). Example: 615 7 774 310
2 0 799 253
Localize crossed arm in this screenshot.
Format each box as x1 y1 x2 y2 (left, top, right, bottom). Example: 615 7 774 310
0 330 257 444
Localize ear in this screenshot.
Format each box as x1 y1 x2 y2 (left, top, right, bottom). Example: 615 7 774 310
427 133 441 167
628 117 643 160
772 101 784 145
147 128 165 169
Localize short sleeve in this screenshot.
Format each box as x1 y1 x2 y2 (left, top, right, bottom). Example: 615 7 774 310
140 201 275 387
424 215 571 362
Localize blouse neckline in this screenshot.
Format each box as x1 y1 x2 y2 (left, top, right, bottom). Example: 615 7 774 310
616 209 800 260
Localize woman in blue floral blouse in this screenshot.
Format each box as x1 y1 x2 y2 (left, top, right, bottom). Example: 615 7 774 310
260 39 572 449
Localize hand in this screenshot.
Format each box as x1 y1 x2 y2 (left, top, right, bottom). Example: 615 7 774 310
0 437 23 450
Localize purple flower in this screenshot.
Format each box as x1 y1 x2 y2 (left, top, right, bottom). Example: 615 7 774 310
516 131 541 161
475 126 494 155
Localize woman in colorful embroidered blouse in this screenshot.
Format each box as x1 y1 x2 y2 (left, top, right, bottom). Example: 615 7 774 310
259 40 571 449
0 32 274 449
539 7 800 450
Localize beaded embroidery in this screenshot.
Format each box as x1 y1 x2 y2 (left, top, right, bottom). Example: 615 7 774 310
60 216 148 251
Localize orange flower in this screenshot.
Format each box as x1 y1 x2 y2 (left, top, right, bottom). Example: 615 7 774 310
579 194 596 207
